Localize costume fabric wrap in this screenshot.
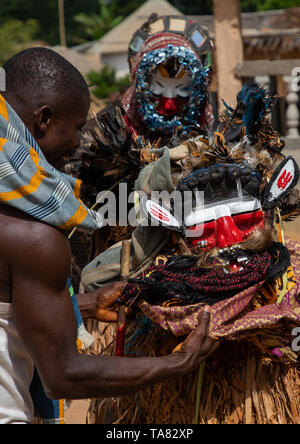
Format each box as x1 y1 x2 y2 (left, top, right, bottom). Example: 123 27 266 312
82 149 300 362
0 96 97 423
138 237 300 361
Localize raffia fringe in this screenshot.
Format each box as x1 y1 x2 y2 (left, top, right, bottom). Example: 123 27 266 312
85 318 300 425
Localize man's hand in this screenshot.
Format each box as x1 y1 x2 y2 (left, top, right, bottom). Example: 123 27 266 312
76 282 127 322
94 282 127 322
173 306 219 366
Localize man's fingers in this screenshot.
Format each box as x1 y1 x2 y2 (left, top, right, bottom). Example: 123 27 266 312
179 306 215 354
95 308 118 323
95 305 131 323
198 305 211 321
98 282 128 309
104 281 127 295
194 306 211 342
111 281 128 297
113 281 128 290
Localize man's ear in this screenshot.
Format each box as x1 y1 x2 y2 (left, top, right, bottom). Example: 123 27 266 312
35 106 53 136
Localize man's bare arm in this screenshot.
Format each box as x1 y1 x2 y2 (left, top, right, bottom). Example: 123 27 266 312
11 222 218 400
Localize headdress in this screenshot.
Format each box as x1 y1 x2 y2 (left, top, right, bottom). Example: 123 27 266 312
122 14 213 136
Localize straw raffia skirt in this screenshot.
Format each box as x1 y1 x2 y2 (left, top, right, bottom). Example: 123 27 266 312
83 316 300 425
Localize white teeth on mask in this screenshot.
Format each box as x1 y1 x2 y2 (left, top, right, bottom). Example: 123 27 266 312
218 245 243 255
237 256 248 263
196 240 208 247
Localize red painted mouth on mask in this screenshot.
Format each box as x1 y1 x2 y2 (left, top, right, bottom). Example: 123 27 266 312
187 210 264 250
155 96 188 116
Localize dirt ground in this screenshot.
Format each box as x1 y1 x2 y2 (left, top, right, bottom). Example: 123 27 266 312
284 220 300 242
65 399 90 424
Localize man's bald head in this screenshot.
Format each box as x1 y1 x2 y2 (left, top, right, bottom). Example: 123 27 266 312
2 47 91 170
2 47 90 114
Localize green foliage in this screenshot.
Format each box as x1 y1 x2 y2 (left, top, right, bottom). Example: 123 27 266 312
123 0 300 14
169 0 300 14
0 0 99 46
0 0 299 48
0 19 39 65
113 0 145 16
87 66 130 100
74 0 123 41
169 0 213 14
241 0 300 11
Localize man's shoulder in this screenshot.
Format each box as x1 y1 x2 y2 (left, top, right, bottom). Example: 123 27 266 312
0 205 70 262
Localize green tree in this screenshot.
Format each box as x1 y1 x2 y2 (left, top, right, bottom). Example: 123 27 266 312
241 0 300 11
87 66 130 99
0 19 39 65
169 0 213 14
169 0 300 14
74 0 123 41
0 0 99 46
0 0 299 47
113 0 146 16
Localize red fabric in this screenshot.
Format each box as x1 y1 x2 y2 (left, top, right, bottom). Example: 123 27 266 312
116 324 126 357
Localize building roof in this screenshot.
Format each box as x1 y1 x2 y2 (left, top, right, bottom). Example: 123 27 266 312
52 46 101 75
192 8 300 55
86 0 181 56
191 7 300 34
73 2 300 58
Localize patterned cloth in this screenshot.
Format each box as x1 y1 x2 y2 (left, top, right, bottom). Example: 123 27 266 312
0 96 96 423
0 95 103 231
138 238 300 362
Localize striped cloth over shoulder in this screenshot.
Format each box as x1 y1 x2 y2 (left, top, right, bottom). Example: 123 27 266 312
0 94 103 231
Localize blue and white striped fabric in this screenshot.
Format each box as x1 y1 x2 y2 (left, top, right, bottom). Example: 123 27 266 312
0 95 103 232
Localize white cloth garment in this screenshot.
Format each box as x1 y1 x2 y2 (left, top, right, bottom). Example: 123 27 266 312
0 302 34 424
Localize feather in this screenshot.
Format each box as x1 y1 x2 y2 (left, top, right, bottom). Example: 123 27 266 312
281 209 300 222
236 83 272 142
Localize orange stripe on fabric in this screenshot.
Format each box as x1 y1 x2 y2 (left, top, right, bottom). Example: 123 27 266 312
0 95 8 121
59 399 65 424
0 137 8 151
0 147 48 201
74 179 82 199
59 204 88 231
76 337 83 351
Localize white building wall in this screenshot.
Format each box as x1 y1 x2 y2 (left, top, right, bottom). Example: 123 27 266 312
101 53 129 79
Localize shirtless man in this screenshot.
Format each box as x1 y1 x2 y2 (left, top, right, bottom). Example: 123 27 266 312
0 47 218 424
